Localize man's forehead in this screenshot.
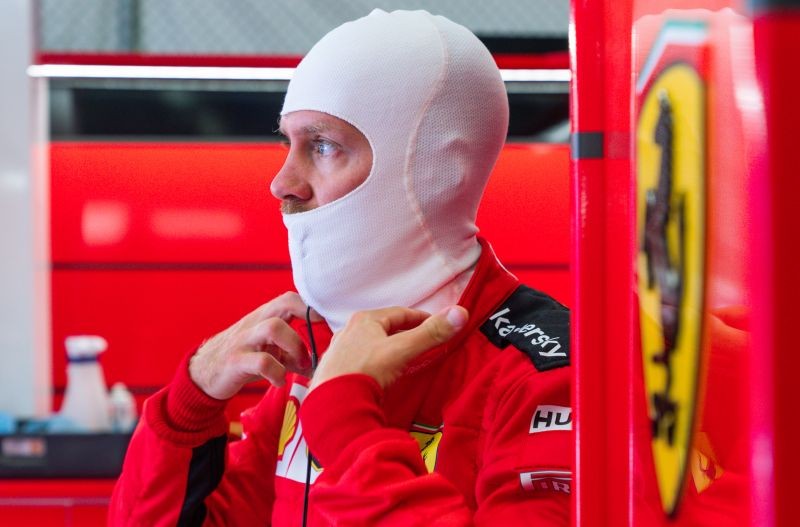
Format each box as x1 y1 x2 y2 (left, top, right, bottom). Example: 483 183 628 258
278 113 338 136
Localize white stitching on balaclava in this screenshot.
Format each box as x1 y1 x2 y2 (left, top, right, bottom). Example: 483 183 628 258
281 9 509 331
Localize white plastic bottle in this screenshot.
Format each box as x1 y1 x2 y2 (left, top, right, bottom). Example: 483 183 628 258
108 382 137 433
59 335 112 432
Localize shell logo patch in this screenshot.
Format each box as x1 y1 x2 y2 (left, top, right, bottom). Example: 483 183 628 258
274 383 323 484
636 19 707 518
277 397 298 458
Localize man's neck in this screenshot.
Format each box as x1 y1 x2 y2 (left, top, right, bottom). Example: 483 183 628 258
411 260 477 317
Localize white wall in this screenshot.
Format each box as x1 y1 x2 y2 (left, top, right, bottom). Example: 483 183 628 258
0 0 51 417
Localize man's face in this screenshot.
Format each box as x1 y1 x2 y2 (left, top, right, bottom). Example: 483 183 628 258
271 110 373 213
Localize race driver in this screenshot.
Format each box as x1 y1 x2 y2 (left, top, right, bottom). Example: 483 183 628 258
109 9 571 526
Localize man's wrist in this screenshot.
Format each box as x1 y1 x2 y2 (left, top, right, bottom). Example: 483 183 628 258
164 350 229 433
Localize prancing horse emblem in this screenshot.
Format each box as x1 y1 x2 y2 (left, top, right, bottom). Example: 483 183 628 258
636 54 706 517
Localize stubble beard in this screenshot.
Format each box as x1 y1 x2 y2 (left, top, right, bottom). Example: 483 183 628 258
280 199 311 214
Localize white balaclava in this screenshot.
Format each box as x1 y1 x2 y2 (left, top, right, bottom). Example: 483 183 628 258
281 9 509 331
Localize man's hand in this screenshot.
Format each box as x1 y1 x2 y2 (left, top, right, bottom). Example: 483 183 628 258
190 292 321 400
309 305 468 391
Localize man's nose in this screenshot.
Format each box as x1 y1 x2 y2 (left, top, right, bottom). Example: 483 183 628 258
270 155 311 202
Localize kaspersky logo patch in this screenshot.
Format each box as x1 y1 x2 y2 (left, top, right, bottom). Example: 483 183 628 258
489 310 565 358
480 285 570 372
636 19 707 518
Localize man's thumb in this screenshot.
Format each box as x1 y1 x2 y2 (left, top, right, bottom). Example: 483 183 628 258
392 305 468 357
421 305 469 345
439 305 469 337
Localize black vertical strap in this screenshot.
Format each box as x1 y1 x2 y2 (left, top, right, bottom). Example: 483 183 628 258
177 434 228 527
570 131 604 160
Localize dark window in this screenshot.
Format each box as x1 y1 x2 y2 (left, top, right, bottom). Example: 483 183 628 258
50 78 567 142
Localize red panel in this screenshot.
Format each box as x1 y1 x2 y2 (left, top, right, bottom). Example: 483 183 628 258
52 142 569 267
493 52 570 69
51 269 294 390
0 479 115 497
0 480 115 527
752 10 800 527
50 143 290 264
50 139 570 425
478 144 570 266
0 508 66 525
51 265 569 398
36 52 304 68
68 505 110 526
510 269 571 307
36 52 568 70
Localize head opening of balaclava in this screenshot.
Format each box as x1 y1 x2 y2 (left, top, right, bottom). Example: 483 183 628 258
280 9 509 331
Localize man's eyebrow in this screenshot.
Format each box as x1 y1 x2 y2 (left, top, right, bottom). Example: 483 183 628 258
276 120 334 137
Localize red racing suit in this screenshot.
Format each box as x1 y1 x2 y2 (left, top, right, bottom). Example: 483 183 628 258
109 239 572 526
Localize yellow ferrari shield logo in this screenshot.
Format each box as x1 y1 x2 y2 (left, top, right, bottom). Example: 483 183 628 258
409 422 443 473
636 60 706 516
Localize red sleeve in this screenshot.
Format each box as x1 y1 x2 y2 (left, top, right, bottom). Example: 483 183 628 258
301 374 473 525
108 352 285 526
109 318 331 526
108 351 227 526
300 366 572 526
202 384 288 526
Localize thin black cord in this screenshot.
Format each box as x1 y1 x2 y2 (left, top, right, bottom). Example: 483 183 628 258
302 306 319 527
305 306 320 370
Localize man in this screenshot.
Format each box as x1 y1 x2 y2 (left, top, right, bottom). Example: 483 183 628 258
110 9 571 526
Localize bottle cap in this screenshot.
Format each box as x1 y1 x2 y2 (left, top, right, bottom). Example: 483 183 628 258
64 335 108 360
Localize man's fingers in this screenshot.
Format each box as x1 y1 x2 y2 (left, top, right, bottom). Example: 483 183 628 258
257 291 320 322
310 306 469 392
247 318 312 373
238 351 288 387
388 306 468 359
189 291 322 399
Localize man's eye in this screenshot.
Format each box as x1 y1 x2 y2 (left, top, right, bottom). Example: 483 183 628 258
313 140 337 157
